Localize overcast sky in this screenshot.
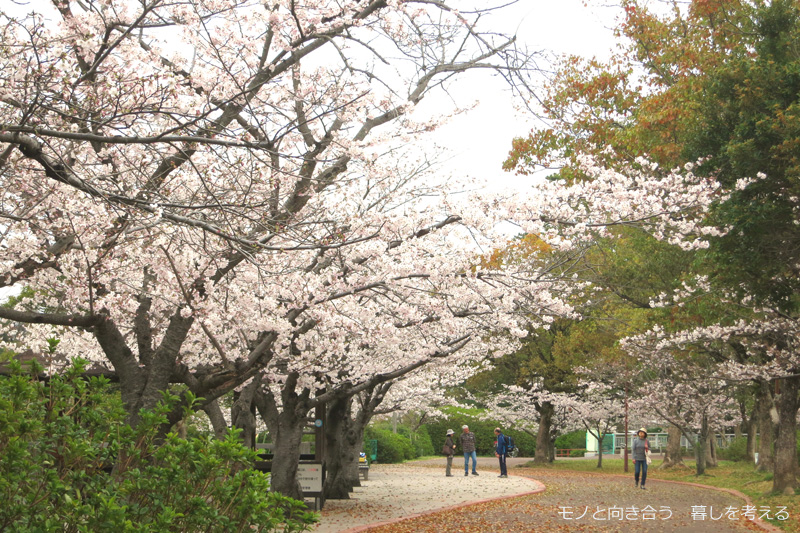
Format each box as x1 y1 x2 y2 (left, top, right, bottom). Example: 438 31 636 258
417 0 621 192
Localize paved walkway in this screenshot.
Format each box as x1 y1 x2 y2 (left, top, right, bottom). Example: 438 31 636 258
312 459 779 532
313 463 542 532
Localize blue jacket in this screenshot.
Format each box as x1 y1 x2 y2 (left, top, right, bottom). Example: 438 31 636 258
495 433 507 455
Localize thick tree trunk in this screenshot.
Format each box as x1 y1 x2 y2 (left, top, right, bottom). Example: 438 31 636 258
267 406 308 500
231 378 260 448
533 402 553 464
772 375 799 495
323 383 391 499
755 380 776 473
256 375 312 500
692 415 709 476
744 413 756 462
660 424 686 469
705 432 717 467
323 397 358 499
269 413 306 500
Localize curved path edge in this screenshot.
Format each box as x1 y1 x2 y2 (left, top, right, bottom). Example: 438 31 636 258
338 474 547 533
338 467 784 533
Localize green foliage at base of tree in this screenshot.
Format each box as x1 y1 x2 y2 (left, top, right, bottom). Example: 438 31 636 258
0 359 317 533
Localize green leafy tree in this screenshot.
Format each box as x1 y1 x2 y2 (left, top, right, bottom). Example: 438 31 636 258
0 359 316 532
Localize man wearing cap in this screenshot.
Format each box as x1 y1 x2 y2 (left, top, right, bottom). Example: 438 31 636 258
632 428 650 489
460 425 478 476
443 429 457 476
494 428 508 478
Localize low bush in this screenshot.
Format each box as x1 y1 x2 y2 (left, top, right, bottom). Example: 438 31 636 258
0 359 316 532
718 437 749 462
570 448 588 458
555 430 586 451
424 415 536 456
365 426 416 463
413 425 435 457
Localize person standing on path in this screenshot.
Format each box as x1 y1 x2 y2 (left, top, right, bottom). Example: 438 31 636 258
632 427 650 489
460 425 478 476
443 429 457 476
494 428 508 478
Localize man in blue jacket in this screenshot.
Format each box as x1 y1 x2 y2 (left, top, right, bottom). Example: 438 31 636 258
494 428 508 478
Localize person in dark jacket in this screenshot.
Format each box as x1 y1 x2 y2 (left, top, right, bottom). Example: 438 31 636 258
494 428 508 478
631 427 650 489
443 429 457 476
460 425 478 476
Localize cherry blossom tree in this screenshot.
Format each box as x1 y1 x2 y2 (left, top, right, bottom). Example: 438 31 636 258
322 364 466 499
565 380 625 468
621 319 793 481
0 1 733 501
482 382 576 463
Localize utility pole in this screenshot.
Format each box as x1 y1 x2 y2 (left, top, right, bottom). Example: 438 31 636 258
624 383 629 473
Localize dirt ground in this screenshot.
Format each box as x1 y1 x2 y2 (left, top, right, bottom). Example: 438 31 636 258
316 459 780 533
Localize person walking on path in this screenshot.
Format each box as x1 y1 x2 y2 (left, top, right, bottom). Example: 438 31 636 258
494 428 508 478
460 425 478 476
632 427 650 489
443 429 457 477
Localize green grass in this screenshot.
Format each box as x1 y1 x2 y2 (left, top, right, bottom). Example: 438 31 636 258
518 458 798 531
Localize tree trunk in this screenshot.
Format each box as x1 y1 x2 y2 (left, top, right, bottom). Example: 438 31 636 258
660 424 686 469
269 412 306 500
755 380 776 473
772 375 799 495
323 396 358 499
231 377 260 449
694 415 709 476
705 431 717 467
256 375 311 500
202 399 229 440
594 430 604 468
323 383 391 499
744 412 756 462
533 401 553 464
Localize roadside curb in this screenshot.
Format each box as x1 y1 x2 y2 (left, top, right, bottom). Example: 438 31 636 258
338 474 546 533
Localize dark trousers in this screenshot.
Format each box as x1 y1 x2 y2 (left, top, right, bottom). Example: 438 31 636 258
498 453 507 476
634 459 648 486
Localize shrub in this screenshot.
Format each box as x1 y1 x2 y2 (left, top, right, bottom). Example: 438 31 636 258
412 425 435 457
423 415 536 457
555 430 586 451
365 426 415 463
569 448 588 458
0 359 316 532
718 437 749 462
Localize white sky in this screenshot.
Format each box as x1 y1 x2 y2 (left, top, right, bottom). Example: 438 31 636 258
420 0 621 191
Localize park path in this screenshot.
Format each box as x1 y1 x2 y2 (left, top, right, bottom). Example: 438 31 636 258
313 459 777 532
